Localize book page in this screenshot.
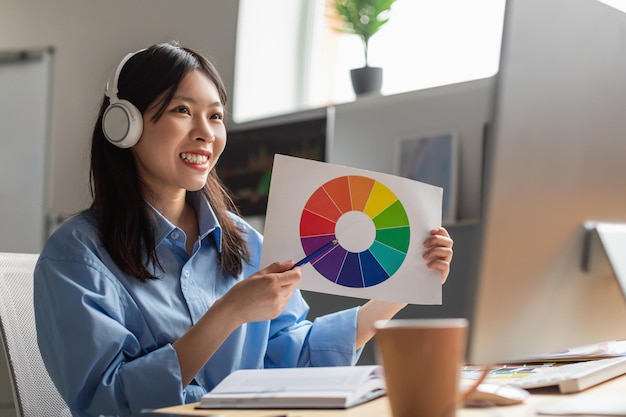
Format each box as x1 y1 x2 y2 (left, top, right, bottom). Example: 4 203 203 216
211 366 382 394
199 366 386 409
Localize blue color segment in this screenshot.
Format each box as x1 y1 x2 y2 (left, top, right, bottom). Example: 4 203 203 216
359 250 391 287
336 252 363 288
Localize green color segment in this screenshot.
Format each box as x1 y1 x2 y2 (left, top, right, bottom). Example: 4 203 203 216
372 200 409 228
375 226 410 253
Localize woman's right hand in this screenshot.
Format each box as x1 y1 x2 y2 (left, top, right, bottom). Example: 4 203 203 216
222 261 302 325
173 261 301 385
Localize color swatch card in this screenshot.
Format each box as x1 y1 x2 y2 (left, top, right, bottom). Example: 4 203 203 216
260 154 443 304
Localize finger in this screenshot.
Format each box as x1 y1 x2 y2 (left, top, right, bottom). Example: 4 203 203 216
260 260 296 275
427 257 451 270
277 268 302 286
430 226 450 237
424 233 454 249
426 259 450 284
423 246 453 261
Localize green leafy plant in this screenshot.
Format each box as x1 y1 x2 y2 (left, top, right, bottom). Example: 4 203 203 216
333 0 397 67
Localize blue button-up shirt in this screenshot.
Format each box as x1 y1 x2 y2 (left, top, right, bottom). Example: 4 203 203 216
34 192 360 417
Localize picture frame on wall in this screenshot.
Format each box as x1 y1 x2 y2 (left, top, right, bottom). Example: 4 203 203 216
394 130 459 223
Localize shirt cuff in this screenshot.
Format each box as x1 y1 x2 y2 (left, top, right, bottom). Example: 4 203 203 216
308 306 363 366
118 344 185 412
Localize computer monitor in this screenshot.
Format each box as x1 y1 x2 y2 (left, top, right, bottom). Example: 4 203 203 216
468 0 626 365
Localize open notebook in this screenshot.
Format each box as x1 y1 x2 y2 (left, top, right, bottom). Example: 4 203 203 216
196 365 386 409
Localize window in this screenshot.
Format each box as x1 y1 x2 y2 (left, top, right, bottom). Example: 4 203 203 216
233 0 505 123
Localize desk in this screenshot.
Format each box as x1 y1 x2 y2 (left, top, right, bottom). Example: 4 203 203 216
154 373 626 416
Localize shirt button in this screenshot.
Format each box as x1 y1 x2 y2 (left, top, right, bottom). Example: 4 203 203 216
184 270 190 278
170 231 180 240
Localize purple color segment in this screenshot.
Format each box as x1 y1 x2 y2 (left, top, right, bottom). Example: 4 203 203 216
312 245 347 283
301 234 336 259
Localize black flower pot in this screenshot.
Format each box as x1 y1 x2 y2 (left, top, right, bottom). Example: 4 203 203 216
350 66 383 96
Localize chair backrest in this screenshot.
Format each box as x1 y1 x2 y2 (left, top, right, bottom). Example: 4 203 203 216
0 253 70 417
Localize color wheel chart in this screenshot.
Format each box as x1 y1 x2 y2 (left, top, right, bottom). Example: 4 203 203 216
299 175 410 288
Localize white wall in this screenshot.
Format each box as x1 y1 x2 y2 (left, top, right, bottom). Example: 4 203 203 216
0 0 239 221
0 50 51 253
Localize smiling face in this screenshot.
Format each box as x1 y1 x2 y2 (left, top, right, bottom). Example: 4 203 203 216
131 69 226 201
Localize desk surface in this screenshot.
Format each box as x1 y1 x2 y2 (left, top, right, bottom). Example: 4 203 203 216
154 373 626 417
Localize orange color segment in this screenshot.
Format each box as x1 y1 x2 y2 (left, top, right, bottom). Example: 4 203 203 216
348 176 375 211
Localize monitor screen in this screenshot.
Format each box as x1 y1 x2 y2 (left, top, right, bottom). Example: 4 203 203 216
468 0 626 365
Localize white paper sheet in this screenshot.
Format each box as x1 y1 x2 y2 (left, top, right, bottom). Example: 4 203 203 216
538 390 626 415
260 155 443 304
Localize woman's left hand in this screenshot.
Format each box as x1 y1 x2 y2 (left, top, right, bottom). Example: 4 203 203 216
423 227 454 284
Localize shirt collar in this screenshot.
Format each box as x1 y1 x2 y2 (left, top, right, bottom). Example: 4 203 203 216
150 191 223 252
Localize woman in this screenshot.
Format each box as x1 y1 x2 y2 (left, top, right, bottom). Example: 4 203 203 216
34 41 454 417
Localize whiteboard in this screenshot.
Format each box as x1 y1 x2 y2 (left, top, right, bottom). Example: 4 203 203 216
0 49 52 253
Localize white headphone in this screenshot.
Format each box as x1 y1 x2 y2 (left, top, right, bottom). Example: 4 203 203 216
102 49 145 148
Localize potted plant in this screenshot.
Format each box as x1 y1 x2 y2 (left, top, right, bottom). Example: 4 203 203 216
332 0 397 95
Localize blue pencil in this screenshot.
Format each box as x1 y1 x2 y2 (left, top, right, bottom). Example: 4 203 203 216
293 239 338 268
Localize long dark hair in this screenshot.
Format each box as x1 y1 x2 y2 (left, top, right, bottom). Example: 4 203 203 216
90 41 250 281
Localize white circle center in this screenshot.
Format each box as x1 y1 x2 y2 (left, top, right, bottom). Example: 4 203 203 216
335 211 376 253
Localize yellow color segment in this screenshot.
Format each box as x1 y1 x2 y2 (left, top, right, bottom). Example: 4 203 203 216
363 181 398 219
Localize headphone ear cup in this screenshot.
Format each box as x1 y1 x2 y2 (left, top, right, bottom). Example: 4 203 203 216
102 99 143 148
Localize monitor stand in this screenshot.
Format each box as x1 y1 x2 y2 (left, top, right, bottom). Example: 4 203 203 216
583 222 626 300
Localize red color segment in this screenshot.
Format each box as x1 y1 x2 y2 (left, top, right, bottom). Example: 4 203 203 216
300 209 337 237
302 186 343 222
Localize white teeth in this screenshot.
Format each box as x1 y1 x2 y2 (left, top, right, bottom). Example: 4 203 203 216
180 152 208 164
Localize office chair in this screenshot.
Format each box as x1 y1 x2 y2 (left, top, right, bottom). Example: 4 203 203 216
0 253 70 417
